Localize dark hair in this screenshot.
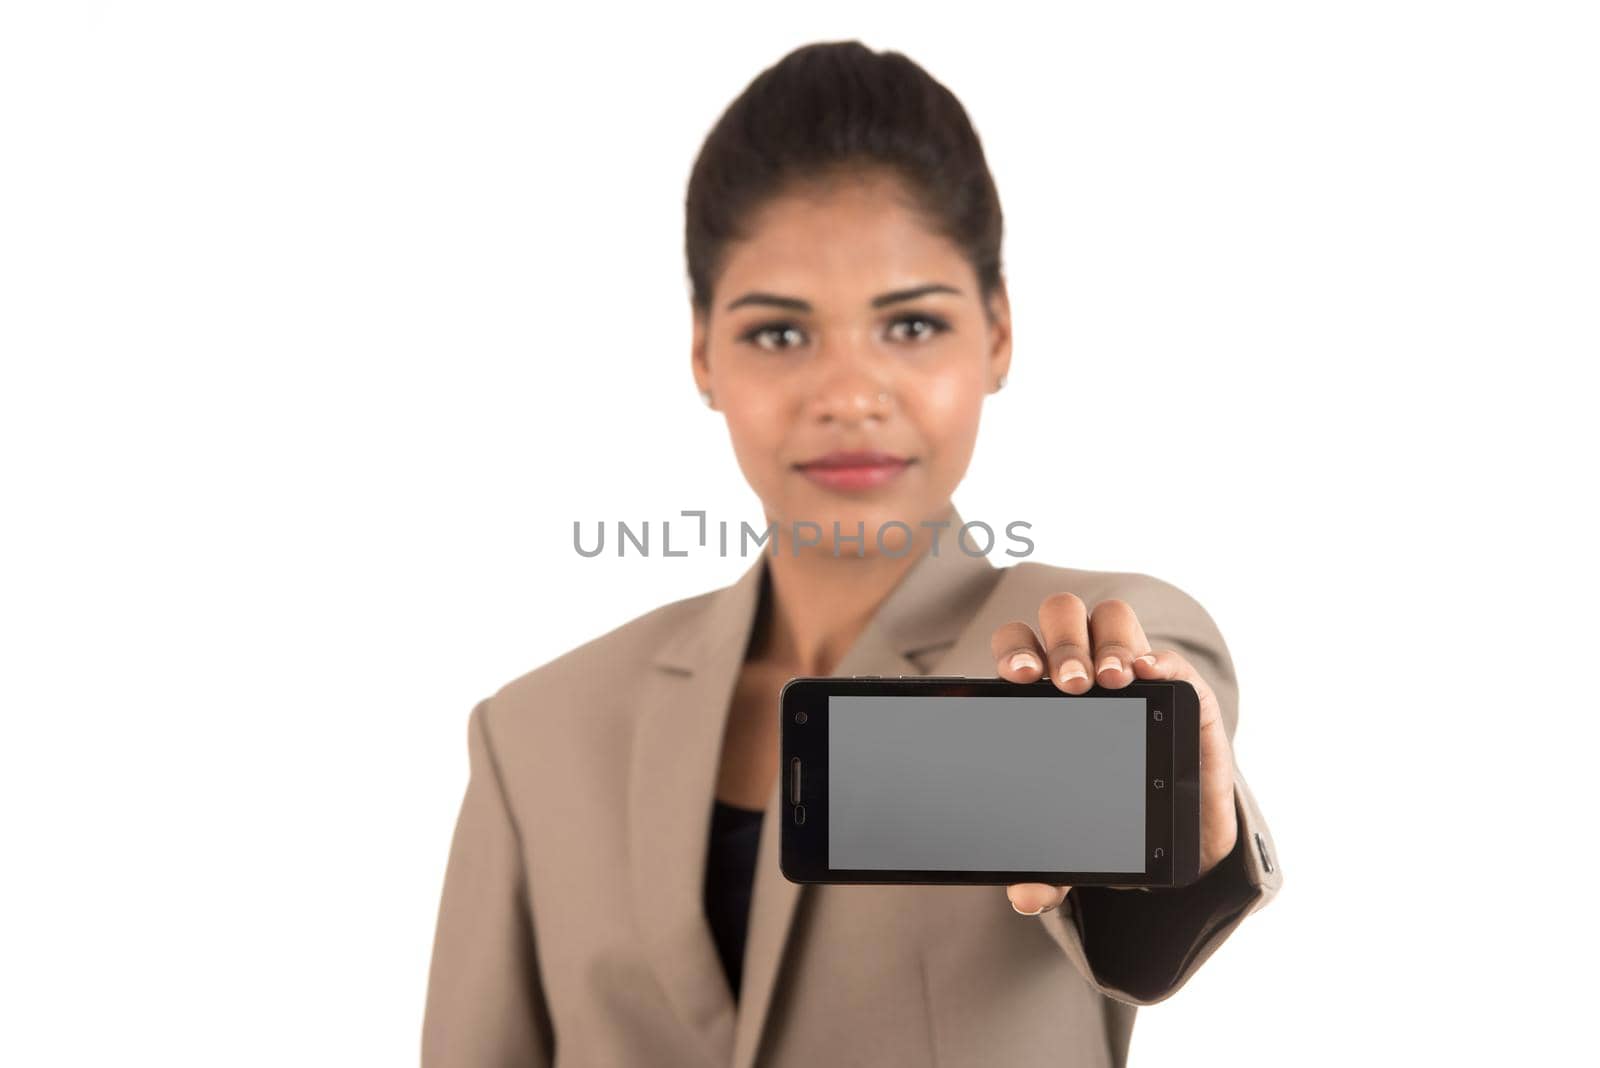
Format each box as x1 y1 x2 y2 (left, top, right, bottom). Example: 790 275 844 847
685 41 1004 318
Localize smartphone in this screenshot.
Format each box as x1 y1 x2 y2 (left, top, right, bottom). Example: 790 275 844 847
779 675 1201 888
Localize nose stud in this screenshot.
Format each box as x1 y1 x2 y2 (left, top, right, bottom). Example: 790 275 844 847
854 391 890 409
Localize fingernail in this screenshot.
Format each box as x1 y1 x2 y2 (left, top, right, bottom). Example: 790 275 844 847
1098 655 1122 676
1134 654 1157 668
1008 651 1041 674
1011 900 1045 916
1058 660 1087 683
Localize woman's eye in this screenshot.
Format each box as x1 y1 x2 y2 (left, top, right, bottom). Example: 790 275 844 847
885 314 950 343
741 322 806 351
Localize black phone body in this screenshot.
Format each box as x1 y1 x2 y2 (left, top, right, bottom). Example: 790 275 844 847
779 675 1201 888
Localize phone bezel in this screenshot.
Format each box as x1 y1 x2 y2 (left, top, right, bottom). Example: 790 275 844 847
778 675 1201 887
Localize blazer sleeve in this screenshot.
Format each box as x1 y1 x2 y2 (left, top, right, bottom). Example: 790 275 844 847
1036 579 1285 1005
422 696 555 1066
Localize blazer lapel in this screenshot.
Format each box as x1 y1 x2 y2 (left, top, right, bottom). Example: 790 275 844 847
629 553 767 1066
627 505 1012 1068
722 612 905 1068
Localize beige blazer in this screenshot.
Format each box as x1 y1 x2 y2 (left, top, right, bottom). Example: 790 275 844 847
421 507 1282 1067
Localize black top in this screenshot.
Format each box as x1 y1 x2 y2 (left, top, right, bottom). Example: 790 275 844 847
703 798 764 1000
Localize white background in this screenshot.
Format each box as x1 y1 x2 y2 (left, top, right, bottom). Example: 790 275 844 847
3 2 1596 1064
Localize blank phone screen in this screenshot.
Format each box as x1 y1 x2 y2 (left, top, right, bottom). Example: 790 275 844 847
827 695 1147 873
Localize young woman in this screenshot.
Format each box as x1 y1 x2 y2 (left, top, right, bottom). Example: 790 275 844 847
422 40 1281 1068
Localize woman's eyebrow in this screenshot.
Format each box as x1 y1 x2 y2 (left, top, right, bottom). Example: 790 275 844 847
724 282 963 313
725 291 810 312
872 283 963 307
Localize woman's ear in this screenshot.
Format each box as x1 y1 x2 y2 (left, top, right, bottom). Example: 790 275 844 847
986 278 1013 392
690 307 713 400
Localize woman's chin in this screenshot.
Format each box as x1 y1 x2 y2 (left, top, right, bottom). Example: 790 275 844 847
770 493 944 558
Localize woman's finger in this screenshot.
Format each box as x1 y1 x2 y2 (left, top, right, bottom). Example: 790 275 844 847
1086 598 1151 690
1036 592 1092 693
1128 648 1222 733
990 620 1045 680
1007 882 1070 915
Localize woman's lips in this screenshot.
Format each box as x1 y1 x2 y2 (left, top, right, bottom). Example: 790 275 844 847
793 451 913 492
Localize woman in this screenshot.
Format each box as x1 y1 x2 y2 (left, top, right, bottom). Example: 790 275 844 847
422 40 1281 1068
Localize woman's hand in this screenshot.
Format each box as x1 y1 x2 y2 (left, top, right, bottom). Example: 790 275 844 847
989 593 1239 916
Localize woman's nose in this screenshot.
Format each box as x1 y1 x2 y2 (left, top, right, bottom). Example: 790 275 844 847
805 337 897 425
808 382 895 425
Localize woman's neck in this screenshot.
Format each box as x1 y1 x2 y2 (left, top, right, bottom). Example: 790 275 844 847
751 521 935 676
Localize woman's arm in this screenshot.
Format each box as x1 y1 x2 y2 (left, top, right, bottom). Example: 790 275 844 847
421 697 555 1065
994 578 1284 1004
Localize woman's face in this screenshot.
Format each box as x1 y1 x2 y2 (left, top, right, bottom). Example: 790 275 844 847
691 169 1011 557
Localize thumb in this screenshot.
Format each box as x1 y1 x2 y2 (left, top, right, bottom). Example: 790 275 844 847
1007 882 1070 915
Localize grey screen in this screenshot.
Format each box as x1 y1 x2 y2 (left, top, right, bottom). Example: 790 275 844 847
827 695 1146 872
